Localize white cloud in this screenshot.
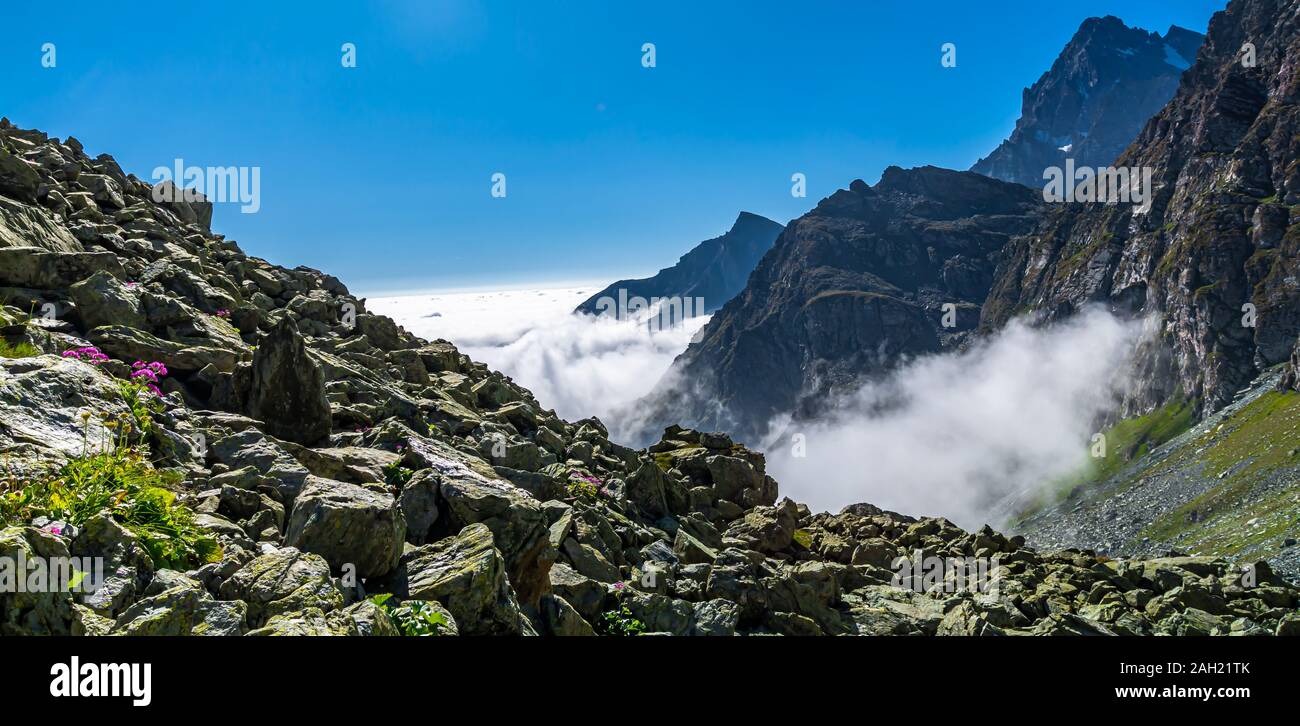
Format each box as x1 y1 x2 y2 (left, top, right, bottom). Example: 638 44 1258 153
369 286 707 431
763 309 1152 529
373 289 1147 530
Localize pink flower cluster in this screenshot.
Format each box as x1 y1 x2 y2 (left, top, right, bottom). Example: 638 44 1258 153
215 308 231 319
131 360 168 396
62 346 109 365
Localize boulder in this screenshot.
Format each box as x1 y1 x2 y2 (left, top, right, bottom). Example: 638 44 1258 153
218 547 343 626
388 523 531 636
0 247 122 288
0 527 75 635
71 514 154 618
438 474 554 607
284 476 405 578
724 498 800 554
247 317 331 445
111 575 247 636
68 270 145 330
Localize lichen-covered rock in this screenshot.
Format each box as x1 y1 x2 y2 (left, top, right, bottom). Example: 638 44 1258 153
284 476 405 578
247 317 331 444
0 526 75 635
71 514 154 618
68 269 145 330
110 574 247 636
437 474 554 607
217 547 342 627
386 523 531 636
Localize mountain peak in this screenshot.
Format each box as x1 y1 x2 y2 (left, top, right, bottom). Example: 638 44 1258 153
971 15 1205 187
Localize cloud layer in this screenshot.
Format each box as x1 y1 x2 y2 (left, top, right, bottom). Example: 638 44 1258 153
375 288 1147 530
369 286 707 429
763 309 1151 529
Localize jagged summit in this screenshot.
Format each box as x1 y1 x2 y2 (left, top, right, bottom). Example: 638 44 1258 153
971 15 1205 187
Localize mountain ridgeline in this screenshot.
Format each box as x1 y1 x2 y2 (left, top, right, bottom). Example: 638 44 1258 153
983 0 1300 418
575 212 784 318
971 16 1204 187
641 1 1294 444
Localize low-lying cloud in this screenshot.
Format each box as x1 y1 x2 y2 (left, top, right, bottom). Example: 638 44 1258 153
764 309 1152 529
369 286 707 429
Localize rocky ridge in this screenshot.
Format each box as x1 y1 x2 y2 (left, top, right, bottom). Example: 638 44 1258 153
639 166 1043 445
1 120 1297 636
983 0 1300 421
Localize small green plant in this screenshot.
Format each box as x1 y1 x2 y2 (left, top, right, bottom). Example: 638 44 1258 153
0 447 219 569
565 470 603 501
383 461 414 488
600 602 646 636
598 582 645 636
369 594 449 636
0 339 39 358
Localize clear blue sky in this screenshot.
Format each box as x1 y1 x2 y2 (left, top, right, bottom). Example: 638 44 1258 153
2 0 1225 295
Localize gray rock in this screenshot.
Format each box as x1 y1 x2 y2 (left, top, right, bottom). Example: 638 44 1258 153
388 523 531 636
284 476 405 579
247 317 331 445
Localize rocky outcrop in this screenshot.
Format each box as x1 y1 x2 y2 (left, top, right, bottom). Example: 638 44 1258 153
247 317 332 445
640 167 1042 443
983 0 1300 418
575 212 784 317
972 16 1204 187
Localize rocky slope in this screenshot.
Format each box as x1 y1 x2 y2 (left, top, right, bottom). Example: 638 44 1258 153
971 16 1204 187
984 0 1300 421
574 212 783 317
1011 366 1300 582
639 166 1042 445
1 120 1296 637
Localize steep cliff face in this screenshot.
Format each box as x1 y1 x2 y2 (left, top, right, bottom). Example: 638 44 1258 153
645 167 1043 444
983 0 1300 417
574 212 783 317
972 16 1204 187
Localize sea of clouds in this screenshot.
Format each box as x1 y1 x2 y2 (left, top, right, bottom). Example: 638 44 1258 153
371 288 1149 529
762 309 1153 528
368 285 708 430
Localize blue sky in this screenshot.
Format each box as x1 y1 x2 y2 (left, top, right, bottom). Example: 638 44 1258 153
2 0 1225 295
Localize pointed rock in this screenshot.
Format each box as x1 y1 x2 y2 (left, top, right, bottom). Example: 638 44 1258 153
247 317 331 445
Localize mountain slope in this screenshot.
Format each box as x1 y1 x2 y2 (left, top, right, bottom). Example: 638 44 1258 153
1011 366 1300 582
983 0 1300 420
641 166 1043 444
971 16 1205 187
574 212 784 317
4 117 1295 637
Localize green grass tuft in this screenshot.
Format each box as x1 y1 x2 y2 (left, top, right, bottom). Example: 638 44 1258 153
0 448 220 569
0 339 40 359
